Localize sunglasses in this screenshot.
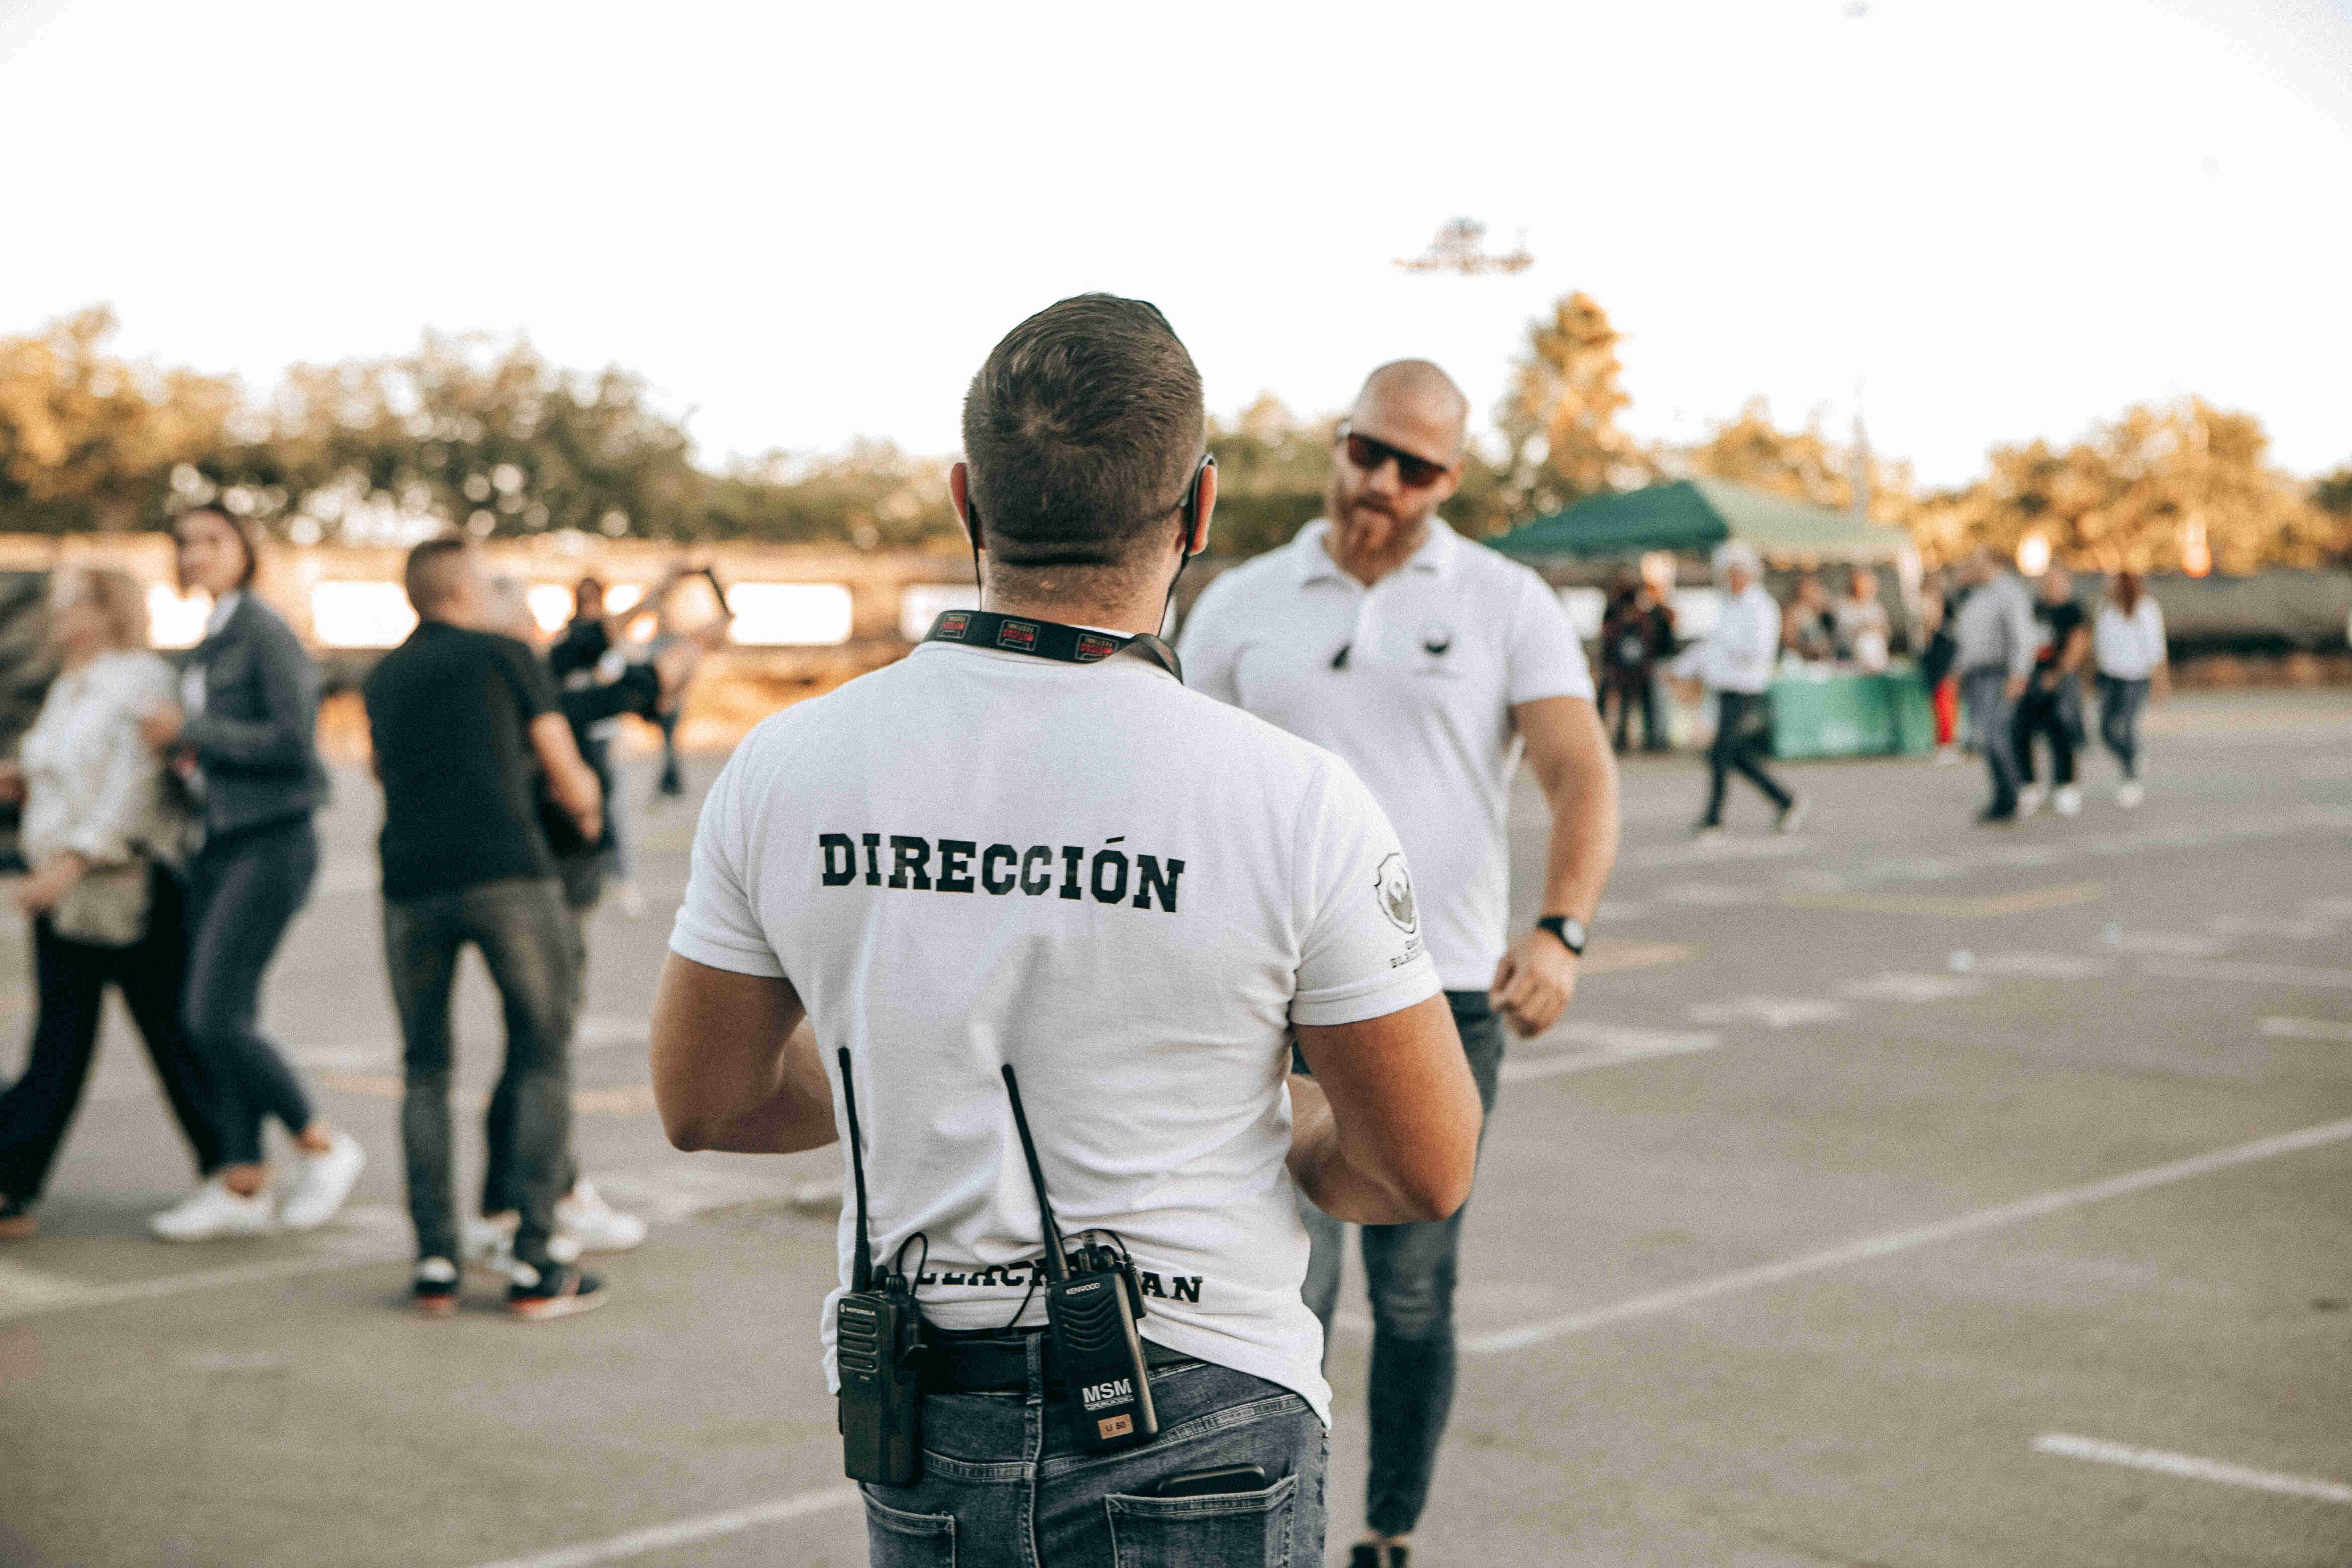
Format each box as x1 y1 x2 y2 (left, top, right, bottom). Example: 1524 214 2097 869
1338 425 1451 489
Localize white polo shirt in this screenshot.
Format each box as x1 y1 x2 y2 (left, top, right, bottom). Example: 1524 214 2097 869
671 639 1440 1424
1178 519 1596 992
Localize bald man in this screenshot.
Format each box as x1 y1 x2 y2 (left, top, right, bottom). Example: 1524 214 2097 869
1180 361 1620 1567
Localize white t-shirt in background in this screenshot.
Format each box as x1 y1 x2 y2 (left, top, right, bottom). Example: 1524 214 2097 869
2094 597 2167 680
1177 519 1595 992
671 640 1440 1424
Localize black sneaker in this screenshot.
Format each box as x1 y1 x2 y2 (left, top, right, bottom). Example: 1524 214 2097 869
1975 806 2018 826
414 1257 460 1317
507 1261 608 1321
1348 1546 1409 1568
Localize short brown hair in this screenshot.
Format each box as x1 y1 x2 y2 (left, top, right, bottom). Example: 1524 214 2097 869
960 295 1204 568
404 536 477 616
171 504 262 594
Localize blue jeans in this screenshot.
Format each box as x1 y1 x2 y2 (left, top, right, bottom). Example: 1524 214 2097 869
860 1345 1326 1566
383 877 576 1267
1961 667 2021 815
185 818 320 1164
2097 674 2149 778
1300 991 1506 1539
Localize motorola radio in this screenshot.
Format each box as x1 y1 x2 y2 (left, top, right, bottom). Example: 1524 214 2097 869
1001 1064 1159 1453
835 1047 925 1486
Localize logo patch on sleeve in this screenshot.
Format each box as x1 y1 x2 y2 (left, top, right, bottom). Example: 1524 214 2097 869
1375 853 1418 934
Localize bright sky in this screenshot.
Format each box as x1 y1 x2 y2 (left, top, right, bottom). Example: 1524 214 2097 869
4 0 2348 489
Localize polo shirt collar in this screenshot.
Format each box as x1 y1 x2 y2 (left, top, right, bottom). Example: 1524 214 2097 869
1293 516 1460 590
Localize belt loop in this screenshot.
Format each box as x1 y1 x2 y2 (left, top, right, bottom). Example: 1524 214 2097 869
1024 1327 1046 1407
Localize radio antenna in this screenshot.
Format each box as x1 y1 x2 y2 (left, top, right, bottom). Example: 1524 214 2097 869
839 1047 876 1294
1001 1064 1069 1283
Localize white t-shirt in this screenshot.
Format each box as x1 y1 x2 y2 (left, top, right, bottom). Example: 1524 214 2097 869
1177 519 1596 992
2093 598 2167 680
1671 583 1782 695
671 639 1441 1425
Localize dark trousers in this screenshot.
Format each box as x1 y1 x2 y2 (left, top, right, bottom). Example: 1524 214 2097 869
2097 674 2149 778
0 871 220 1201
384 877 576 1267
859 1349 1325 1568
1300 991 1505 1539
2011 677 2079 787
1606 674 1662 752
1701 690 1791 826
1961 667 2022 814
186 820 319 1165
479 896 586 1219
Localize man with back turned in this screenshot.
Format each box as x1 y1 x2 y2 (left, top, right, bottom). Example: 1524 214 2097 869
1180 360 1621 1567
650 296 1483 1566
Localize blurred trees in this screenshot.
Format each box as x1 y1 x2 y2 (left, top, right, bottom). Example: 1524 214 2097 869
0 310 959 549
1672 397 1916 531
1492 292 1651 521
1907 400 2342 574
3 304 2342 571
0 307 242 533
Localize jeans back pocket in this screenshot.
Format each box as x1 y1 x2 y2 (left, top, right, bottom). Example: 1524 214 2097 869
863 1493 955 1567
1104 1472 1297 1568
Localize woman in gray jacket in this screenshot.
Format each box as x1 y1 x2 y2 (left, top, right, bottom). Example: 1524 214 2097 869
141 506 364 1241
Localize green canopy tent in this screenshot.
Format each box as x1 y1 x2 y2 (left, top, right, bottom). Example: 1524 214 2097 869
1491 477 1911 563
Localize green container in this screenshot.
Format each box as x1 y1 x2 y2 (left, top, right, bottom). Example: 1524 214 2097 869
1769 667 1935 759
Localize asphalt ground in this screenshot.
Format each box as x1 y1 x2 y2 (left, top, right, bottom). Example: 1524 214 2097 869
1 689 2348 1568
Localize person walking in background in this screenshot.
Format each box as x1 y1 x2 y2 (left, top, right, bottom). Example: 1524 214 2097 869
1918 566 1962 764
1949 546 2038 824
2012 562 2090 818
364 539 606 1319
2093 569 2167 809
548 567 692 919
1672 542 1804 838
1834 567 1891 672
1182 358 1620 1568
140 506 363 1241
1600 575 1674 752
0 569 216 1240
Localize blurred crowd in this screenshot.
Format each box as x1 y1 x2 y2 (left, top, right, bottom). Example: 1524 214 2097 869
0 508 726 1314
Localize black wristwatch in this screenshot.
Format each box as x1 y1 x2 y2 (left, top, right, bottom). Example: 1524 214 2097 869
1536 915 1588 956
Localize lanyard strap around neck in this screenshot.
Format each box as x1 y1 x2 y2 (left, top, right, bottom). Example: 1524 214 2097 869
923 610 1183 682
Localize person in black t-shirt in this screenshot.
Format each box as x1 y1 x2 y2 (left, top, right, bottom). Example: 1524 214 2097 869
362 537 609 1320
2010 563 2090 818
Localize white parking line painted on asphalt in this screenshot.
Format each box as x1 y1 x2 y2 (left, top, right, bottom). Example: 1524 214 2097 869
469 1485 860 1568
2140 958 2352 989
1686 996 1848 1029
1461 1116 2352 1354
2262 1016 2352 1041
1501 1026 1720 1083
2033 1434 2352 1505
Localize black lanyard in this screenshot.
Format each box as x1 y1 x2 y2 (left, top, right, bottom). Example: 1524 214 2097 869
922 610 1183 682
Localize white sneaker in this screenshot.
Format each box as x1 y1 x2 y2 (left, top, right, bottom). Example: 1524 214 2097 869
2051 785 2082 818
2117 780 2145 810
150 1177 275 1241
280 1130 366 1230
463 1212 519 1271
1775 796 1810 835
556 1181 646 1255
2016 784 2046 818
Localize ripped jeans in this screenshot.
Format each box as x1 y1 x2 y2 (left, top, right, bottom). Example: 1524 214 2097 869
1299 991 1506 1538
